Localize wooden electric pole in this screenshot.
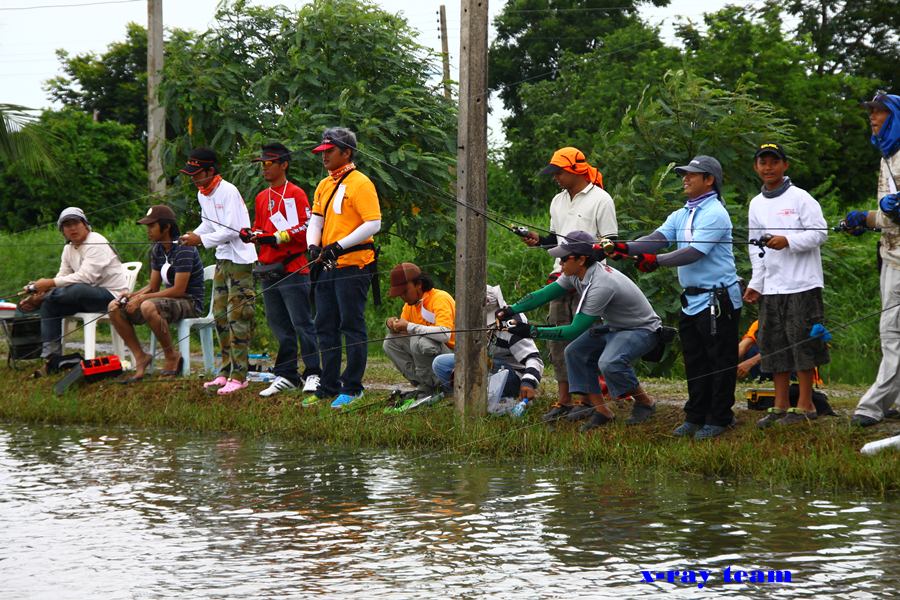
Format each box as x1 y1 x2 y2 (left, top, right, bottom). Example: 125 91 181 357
439 5 451 99
147 0 165 197
454 0 489 418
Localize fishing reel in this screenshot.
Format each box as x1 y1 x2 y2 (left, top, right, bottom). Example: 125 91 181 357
833 220 877 235
749 234 773 258
510 225 531 237
320 257 339 272
25 282 38 294
497 318 519 330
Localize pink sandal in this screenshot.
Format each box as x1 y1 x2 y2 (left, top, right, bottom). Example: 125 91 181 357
204 375 228 389
217 378 249 395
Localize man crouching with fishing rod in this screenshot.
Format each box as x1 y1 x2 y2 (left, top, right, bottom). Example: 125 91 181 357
495 231 660 432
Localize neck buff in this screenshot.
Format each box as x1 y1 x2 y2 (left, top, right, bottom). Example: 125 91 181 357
685 190 718 209
872 94 900 158
762 176 792 198
196 174 222 197
329 162 356 181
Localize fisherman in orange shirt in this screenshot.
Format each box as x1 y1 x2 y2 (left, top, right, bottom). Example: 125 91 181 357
383 262 455 410
306 127 381 409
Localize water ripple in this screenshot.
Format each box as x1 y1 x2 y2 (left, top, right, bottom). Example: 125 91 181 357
0 423 897 599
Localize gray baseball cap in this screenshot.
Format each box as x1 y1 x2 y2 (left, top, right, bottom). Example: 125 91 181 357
674 155 723 190
548 230 596 259
57 206 89 230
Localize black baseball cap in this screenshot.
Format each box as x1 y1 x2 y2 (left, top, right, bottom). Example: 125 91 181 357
251 142 292 163
862 91 890 111
754 142 787 161
180 147 218 175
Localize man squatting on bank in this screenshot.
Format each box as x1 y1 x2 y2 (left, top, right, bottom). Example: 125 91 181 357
497 231 661 433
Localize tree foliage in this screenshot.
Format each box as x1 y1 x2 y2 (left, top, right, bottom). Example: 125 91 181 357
776 0 900 88
0 104 56 176
160 0 457 267
45 23 150 136
492 2 889 214
501 21 681 202
489 0 669 116
676 4 875 207
0 109 146 232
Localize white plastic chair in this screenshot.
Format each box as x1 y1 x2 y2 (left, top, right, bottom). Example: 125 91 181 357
63 261 142 360
149 264 217 377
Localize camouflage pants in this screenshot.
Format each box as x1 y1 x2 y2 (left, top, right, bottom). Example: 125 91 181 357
212 260 255 381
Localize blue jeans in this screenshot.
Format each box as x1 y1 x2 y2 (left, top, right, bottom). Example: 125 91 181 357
314 264 372 396
432 353 521 396
262 273 320 385
565 326 657 399
40 283 115 357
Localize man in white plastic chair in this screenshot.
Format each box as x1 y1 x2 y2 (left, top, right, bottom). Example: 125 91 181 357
23 207 129 360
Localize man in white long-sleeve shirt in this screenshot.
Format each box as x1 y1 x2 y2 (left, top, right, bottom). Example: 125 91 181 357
179 147 258 395
743 143 829 428
25 207 128 358
305 127 381 409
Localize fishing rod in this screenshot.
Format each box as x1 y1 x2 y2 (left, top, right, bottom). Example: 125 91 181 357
0 241 163 248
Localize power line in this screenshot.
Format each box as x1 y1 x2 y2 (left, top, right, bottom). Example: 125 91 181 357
503 6 636 13
0 0 141 11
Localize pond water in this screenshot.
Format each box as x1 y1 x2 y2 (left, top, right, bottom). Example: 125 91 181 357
0 422 897 599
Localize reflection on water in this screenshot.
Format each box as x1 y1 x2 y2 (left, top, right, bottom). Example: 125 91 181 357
0 423 897 599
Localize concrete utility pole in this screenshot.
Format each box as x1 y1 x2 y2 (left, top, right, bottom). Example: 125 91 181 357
439 5 451 99
147 0 165 197
454 0 489 418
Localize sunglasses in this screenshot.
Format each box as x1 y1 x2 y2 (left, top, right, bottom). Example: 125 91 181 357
561 254 581 263
259 160 286 168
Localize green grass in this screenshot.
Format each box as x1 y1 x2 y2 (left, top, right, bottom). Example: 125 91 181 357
1 362 897 494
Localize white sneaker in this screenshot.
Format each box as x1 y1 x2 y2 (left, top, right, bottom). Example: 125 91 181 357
302 373 321 393
259 376 296 398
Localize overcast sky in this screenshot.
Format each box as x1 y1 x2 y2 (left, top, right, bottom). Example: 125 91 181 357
0 0 744 142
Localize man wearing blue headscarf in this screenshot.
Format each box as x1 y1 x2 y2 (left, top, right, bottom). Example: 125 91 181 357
842 91 900 427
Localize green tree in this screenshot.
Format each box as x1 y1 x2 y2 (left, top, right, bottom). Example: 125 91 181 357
676 4 876 206
776 0 899 88
499 21 681 204
489 0 669 117
0 109 146 232
0 104 55 176
45 23 150 135
162 0 458 269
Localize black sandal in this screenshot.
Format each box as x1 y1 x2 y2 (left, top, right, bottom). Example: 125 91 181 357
159 356 184 377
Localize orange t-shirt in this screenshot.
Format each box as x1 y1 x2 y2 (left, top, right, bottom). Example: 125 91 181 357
743 320 759 343
400 288 456 349
312 169 381 268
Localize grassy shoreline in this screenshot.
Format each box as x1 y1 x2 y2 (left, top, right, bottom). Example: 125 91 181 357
1 363 898 495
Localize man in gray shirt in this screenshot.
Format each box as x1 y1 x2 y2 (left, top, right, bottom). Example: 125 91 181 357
497 231 661 431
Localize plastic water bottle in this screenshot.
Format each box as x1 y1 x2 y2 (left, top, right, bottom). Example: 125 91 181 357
247 371 275 383
860 434 900 456
511 398 529 418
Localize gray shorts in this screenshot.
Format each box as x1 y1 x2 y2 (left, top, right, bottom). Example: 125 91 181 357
125 297 199 325
758 288 830 373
